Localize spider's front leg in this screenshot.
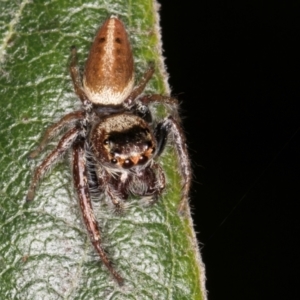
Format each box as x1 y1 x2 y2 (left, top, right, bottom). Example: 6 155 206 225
133 163 166 206
97 170 130 214
72 140 124 286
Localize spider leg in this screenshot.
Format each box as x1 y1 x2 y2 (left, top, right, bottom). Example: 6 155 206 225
70 46 90 106
73 140 124 286
152 162 166 196
140 163 166 205
156 116 192 214
139 94 180 122
29 111 85 159
106 188 126 213
26 127 80 201
99 172 129 214
124 64 155 107
139 94 179 107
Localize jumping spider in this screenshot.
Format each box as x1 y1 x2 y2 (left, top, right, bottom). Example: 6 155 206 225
27 16 191 285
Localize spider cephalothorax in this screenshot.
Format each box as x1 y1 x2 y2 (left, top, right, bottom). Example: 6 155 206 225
90 114 155 168
27 16 191 285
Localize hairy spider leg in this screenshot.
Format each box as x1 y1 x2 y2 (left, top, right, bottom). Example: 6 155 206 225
123 64 155 107
73 140 124 286
154 120 170 158
28 47 88 160
156 116 192 214
95 162 166 212
70 46 90 106
141 163 166 206
128 91 191 214
95 170 130 214
153 163 166 194
26 127 81 201
106 187 125 213
140 94 179 107
28 111 85 159
140 94 180 122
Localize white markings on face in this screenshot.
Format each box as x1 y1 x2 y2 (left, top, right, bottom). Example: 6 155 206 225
120 172 128 182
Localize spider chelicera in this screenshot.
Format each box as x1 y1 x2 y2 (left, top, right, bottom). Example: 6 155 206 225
27 16 191 285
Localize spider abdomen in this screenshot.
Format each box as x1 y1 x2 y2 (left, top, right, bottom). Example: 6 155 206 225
83 17 134 105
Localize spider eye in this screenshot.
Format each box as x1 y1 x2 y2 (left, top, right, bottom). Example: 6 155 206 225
147 141 153 148
111 158 118 164
138 155 148 165
104 139 109 145
123 159 133 169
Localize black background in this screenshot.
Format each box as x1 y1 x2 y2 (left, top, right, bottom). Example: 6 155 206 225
158 1 299 299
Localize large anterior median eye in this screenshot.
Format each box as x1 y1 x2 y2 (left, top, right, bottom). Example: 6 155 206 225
138 155 148 165
123 159 133 168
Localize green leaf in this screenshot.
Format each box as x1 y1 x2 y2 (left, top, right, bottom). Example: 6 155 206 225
0 0 207 299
